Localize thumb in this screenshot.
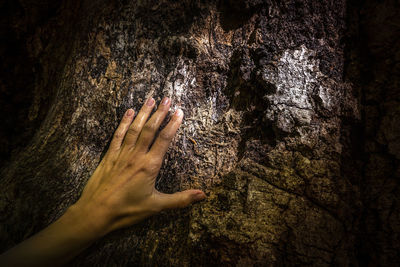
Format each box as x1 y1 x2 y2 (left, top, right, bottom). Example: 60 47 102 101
155 189 206 210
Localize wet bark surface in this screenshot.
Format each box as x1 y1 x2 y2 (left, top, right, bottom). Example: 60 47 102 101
0 0 399 266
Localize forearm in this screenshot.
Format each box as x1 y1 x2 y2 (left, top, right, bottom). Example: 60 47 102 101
0 205 109 267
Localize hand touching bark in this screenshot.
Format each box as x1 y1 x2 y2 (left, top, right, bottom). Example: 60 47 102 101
73 96 206 234
0 97 206 267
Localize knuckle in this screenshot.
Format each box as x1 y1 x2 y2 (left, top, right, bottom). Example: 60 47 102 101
114 131 124 139
127 125 140 136
121 116 131 123
144 158 160 173
159 131 172 141
183 195 192 207
144 165 157 175
176 199 188 209
170 115 179 122
171 114 182 122
143 123 156 133
144 105 154 112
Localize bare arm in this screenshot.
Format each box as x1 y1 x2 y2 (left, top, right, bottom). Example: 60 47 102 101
0 96 206 266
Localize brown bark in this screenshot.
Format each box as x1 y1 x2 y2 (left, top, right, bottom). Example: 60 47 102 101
0 0 399 266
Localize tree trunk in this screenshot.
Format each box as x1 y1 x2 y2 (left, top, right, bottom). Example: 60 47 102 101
0 0 399 266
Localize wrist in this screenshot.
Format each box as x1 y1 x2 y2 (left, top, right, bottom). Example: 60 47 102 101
64 203 112 239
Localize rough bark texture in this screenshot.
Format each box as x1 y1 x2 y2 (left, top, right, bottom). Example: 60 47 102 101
0 0 399 266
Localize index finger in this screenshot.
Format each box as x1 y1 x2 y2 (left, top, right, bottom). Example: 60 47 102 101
147 109 183 162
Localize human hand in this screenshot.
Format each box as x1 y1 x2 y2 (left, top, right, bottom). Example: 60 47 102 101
71 97 206 236
0 97 206 266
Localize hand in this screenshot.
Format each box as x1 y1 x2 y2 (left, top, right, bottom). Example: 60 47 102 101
72 96 206 236
0 97 206 267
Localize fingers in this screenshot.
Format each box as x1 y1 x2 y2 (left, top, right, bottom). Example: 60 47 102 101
154 190 206 210
123 97 156 148
134 97 171 152
108 109 135 152
147 109 183 163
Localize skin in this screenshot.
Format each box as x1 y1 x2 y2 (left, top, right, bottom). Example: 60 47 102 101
0 96 206 266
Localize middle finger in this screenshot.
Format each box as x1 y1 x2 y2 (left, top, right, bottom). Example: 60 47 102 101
122 97 155 149
134 96 171 152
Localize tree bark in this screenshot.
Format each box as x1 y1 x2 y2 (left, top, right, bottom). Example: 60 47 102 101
0 0 399 266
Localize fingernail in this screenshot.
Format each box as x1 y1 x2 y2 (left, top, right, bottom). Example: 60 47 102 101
161 97 169 105
146 97 155 106
126 109 133 116
174 109 183 117
193 192 206 201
